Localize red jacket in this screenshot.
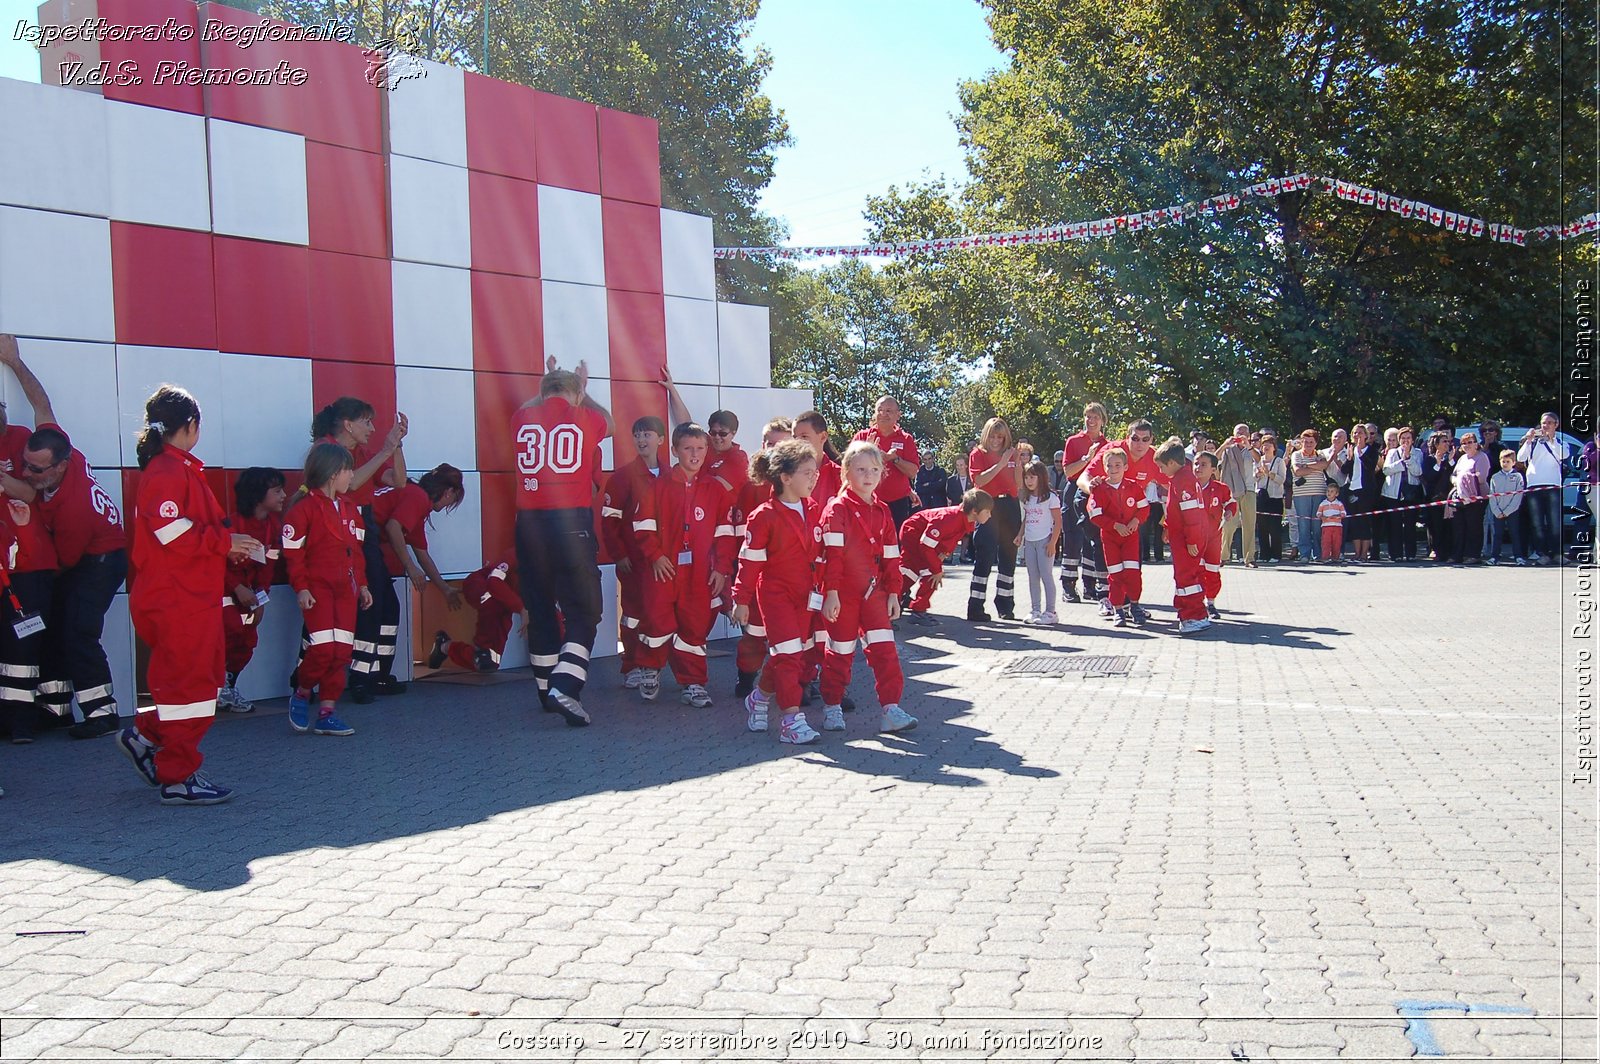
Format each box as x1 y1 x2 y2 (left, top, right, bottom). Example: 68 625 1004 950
34 423 126 567
321 433 395 509
130 447 231 608
705 443 749 496
3 499 57 574
1165 470 1236 554
372 482 431 576
732 497 822 608
1087 477 1148 536
463 561 523 613
224 511 282 599
820 490 902 595
736 478 773 537
631 467 738 576
898 506 974 575
600 456 660 564
809 456 842 505
282 492 366 593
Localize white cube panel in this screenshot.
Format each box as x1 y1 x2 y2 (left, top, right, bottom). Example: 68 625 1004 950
390 155 471 268
207 120 308 246
595 564 619 661
771 387 814 417
584 378 613 469
0 78 109 217
542 280 610 382
392 262 472 370
114 345 224 467
419 470 482 577
664 296 719 386
106 100 210 231
102 593 136 719
235 584 305 703
671 383 720 436
716 302 771 389
2 339 121 468
395 366 476 472
536 185 605 286
717 387 802 452
660 209 715 300
386 59 466 167
218 353 314 468
501 611 528 671
0 207 114 342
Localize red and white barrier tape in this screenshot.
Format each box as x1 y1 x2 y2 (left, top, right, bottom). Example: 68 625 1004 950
1268 483 1566 523
716 172 1600 260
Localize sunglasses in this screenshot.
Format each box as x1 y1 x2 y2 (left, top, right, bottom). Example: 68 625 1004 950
708 429 732 438
1129 435 1152 442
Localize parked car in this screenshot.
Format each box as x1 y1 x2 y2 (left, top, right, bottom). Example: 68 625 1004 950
1499 427 1592 552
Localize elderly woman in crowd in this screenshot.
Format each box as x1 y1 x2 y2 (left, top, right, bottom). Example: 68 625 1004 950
1422 431 1457 562
1255 434 1286 562
1450 430 1490 564
1290 430 1330 561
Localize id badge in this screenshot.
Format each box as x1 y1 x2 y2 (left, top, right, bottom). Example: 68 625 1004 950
807 591 824 612
247 543 268 565
255 590 271 608
13 613 44 639
677 550 693 565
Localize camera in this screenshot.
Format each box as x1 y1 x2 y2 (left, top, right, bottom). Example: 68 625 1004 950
1294 476 1306 487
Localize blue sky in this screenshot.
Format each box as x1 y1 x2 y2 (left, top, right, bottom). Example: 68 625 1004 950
1 0 1003 249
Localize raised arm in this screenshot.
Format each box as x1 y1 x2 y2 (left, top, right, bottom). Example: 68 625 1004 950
0 335 57 426
661 368 691 428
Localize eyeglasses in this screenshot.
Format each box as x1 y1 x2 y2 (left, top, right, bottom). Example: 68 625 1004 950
708 429 732 438
1129 435 1152 443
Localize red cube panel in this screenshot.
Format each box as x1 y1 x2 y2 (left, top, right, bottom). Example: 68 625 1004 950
112 223 216 350
602 198 663 295
479 472 518 570
214 237 309 358
471 272 543 376
99 0 204 114
198 4 381 151
309 251 393 364
311 360 397 427
530 91 599 194
474 370 541 474
606 290 667 384
469 171 541 277
307 142 388 258
597 108 661 206
465 72 538 181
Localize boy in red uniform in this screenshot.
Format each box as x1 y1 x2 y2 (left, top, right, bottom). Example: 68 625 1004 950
513 359 613 726
818 442 914 733
731 418 794 698
794 411 843 504
1086 447 1147 627
1162 447 1235 633
1078 418 1169 623
600 416 667 689
897 488 994 623
428 559 525 672
630 424 739 706
218 468 286 713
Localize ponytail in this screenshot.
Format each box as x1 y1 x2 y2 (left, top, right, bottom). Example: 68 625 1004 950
311 396 375 442
417 463 466 512
135 385 201 470
750 438 817 488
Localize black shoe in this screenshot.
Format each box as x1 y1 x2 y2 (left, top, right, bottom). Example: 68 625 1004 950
904 611 937 627
474 649 497 672
1129 602 1149 625
996 611 1016 621
349 686 376 705
734 670 756 698
966 606 990 622
840 695 856 712
1112 607 1130 628
428 631 449 670
1061 584 1081 604
1206 601 1222 620
374 676 407 695
68 714 118 740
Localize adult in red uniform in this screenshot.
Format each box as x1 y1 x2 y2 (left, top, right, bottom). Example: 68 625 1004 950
630 424 739 706
428 560 524 672
1086 447 1148 627
120 387 261 805
1059 401 1109 604
3 343 128 738
218 467 287 714
513 360 613 726
0 492 55 744
370 465 466 687
852 396 919 528
600 416 666 687
897 491 993 618
967 416 1024 621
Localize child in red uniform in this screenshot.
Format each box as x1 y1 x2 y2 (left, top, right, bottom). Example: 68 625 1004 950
600 416 667 689
818 442 915 733
371 464 467 687
0 494 55 744
1087 447 1147 627
121 387 261 805
631 424 739 706
428 559 525 672
1079 419 1169 623
1158 441 1234 634
898 489 994 623
731 418 794 698
730 440 823 744
792 411 842 706
282 443 372 736
217 468 286 713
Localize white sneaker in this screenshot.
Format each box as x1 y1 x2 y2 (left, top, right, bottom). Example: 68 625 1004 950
217 685 254 714
1177 618 1214 635
744 690 769 732
1039 611 1058 625
822 705 846 730
1026 610 1041 624
639 669 661 701
623 668 643 689
681 684 713 708
780 713 820 744
880 705 917 733
1097 598 1114 618
547 690 591 727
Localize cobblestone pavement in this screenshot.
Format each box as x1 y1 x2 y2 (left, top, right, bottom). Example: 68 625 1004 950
0 561 1593 1061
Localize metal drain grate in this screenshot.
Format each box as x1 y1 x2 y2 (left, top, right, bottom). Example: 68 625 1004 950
1005 654 1135 677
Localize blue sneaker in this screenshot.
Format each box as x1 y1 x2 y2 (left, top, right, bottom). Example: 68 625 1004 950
312 713 355 736
288 693 311 733
117 727 158 787
159 771 233 806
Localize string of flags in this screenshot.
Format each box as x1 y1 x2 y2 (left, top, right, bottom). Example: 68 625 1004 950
714 172 1600 260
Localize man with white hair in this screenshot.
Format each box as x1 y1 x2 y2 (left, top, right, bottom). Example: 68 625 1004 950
1217 423 1259 566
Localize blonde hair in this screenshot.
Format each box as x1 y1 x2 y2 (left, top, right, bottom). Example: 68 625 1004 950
840 439 885 474
980 417 1012 451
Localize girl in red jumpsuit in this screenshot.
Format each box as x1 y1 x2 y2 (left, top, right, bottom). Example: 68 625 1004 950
218 467 286 713
731 418 793 698
428 559 524 672
730 439 822 744
1086 447 1148 627
121 387 261 805
818 442 916 734
282 443 371 736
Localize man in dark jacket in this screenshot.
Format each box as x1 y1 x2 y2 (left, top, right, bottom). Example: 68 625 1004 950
914 452 951 510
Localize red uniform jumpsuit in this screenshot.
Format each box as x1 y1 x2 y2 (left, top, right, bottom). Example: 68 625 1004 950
222 511 281 678
705 443 749 497
600 456 660 675
632 467 738 686
897 505 976 612
130 447 232 784
818 491 904 708
1087 476 1148 607
801 455 843 682
282 492 366 702
443 561 524 669
732 497 822 710
0 499 56 722
369 481 431 682
1166 471 1234 620
732 477 774 677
